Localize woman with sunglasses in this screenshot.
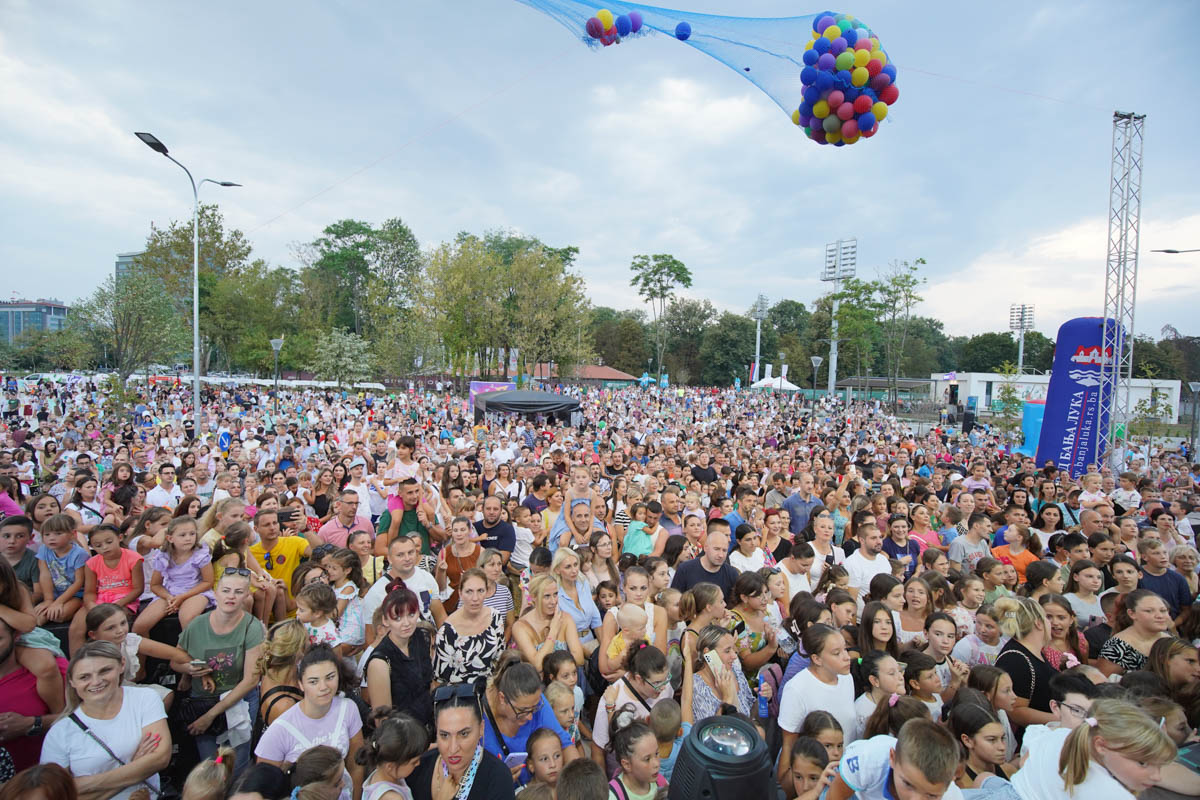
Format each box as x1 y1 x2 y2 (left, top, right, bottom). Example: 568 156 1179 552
480 651 579 781
408 684 515 800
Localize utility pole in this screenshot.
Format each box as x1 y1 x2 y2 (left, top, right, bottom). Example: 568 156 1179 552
822 239 857 394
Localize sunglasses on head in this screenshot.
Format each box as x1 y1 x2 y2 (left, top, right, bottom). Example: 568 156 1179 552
224 567 252 577
433 683 479 706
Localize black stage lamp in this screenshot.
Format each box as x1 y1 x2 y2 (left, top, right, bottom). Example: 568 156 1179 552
668 715 779 800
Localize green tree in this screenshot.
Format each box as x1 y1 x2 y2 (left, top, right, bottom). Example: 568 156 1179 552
1022 331 1055 373
991 361 1023 441
304 219 377 334
767 299 810 340
877 259 926 407
425 235 503 376
1129 367 1174 453
630 254 692 385
72 268 188 382
662 298 716 385
699 312 756 386
309 329 373 387
961 332 1018 373
506 245 591 381
590 309 650 377
135 203 254 374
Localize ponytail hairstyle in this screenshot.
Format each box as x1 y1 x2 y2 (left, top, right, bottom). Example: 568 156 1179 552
953 574 985 603
1148 637 1197 690
812 564 849 598
355 710 429 771
295 581 338 618
797 710 843 744
624 638 668 679
731 571 768 608
866 573 901 605
1058 699 1175 792
856 602 900 660
609 715 654 771
787 597 831 643
854 649 901 696
967 665 1009 710
1114 588 1160 633
947 695 1002 759
863 693 929 738
491 650 543 700
291 745 343 788
801 624 843 672
678 582 723 624
1020 560 1059 597
789 736 830 773
380 578 420 622
210 521 252 568
182 746 236 800
693 624 733 673
327 547 367 591
993 595 1047 641
1064 559 1100 595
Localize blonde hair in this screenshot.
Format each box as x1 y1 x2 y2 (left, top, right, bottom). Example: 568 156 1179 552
544 679 574 709
257 619 307 680
551 547 581 588
1059 699 1175 792
993 594 1047 640
198 496 245 537
65 640 124 713
182 746 235 800
527 573 558 612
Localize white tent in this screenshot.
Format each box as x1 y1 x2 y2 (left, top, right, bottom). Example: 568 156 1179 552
751 376 801 391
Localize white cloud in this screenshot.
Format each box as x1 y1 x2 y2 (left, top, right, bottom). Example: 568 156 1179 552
923 212 1200 336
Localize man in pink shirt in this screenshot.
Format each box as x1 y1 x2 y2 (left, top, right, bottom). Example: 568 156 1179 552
310 490 373 549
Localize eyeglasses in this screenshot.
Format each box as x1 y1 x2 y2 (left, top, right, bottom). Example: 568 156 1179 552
643 674 671 692
503 692 539 720
223 567 252 578
1059 701 1090 718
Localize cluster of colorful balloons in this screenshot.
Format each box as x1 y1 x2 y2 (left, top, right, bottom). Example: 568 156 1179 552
791 11 899 146
584 8 643 46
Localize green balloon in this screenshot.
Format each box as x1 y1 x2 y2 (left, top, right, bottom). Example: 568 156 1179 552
835 51 855 71
823 115 840 133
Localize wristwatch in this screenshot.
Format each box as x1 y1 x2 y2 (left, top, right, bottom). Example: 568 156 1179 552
27 716 42 736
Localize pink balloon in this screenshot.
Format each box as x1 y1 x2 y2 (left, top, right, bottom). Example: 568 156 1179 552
841 119 859 138
826 90 844 108
836 101 855 121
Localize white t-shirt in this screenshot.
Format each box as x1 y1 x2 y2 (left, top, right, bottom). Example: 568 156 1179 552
42 686 167 800
780 564 811 600
844 550 892 601
779 668 857 743
839 734 964 800
362 567 441 627
1012 724 1134 800
145 483 183 510
808 544 847 585
852 691 883 742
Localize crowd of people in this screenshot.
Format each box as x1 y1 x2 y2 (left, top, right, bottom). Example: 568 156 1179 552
0 374 1199 800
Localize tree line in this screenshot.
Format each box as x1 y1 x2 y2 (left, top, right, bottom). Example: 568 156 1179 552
3 207 1198 389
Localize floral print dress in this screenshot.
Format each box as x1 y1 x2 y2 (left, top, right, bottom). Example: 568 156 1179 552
434 609 505 685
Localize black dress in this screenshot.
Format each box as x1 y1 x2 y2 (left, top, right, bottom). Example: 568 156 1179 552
367 628 434 726
995 638 1056 714
409 747 515 800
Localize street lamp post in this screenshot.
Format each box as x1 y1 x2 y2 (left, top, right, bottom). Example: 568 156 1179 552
810 355 823 402
271 337 285 420
135 132 240 428
1189 382 1200 459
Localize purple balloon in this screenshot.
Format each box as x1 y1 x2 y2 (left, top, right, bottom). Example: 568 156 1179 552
629 10 643 32
798 113 812 127
816 15 835 33
585 17 604 38
870 73 892 91
830 37 847 55
817 52 836 71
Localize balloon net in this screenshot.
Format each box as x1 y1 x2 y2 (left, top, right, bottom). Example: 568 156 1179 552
510 0 822 116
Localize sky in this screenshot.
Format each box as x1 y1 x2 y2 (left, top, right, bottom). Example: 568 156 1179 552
2 0 1198 343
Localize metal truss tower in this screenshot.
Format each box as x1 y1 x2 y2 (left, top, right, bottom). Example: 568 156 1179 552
1097 111 1145 466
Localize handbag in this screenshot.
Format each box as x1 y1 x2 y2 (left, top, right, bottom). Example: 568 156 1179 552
173 693 228 736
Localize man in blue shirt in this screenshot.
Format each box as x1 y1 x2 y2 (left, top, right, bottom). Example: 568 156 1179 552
1138 538 1193 622
783 473 821 537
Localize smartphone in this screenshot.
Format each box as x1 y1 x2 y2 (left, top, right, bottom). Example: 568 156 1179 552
190 659 207 669
703 649 725 679
503 752 528 769
277 508 297 523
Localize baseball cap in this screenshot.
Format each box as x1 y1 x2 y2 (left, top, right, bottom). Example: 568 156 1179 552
349 456 367 469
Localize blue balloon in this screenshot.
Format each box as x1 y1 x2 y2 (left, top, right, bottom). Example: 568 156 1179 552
615 14 632 36
858 111 877 131
800 66 818 85
802 49 819 66
675 21 691 40
814 71 834 92
813 37 830 54
882 64 898 80
803 85 821 103
834 140 845 146
843 28 858 45
836 69 851 88
798 100 813 115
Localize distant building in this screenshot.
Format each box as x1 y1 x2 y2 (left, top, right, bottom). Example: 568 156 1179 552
115 250 145 280
0 298 70 345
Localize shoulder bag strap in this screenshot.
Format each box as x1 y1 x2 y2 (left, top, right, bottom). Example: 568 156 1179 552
70 713 160 798
621 676 652 714
480 695 510 758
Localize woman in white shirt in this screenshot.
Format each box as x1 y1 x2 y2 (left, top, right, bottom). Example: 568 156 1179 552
808 512 846 586
1012 698 1174 800
42 641 171 800
778 623 855 783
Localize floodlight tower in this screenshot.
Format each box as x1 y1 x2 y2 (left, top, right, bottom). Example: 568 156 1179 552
822 239 857 394
1097 111 1145 467
751 294 769 384
1008 304 1034 373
